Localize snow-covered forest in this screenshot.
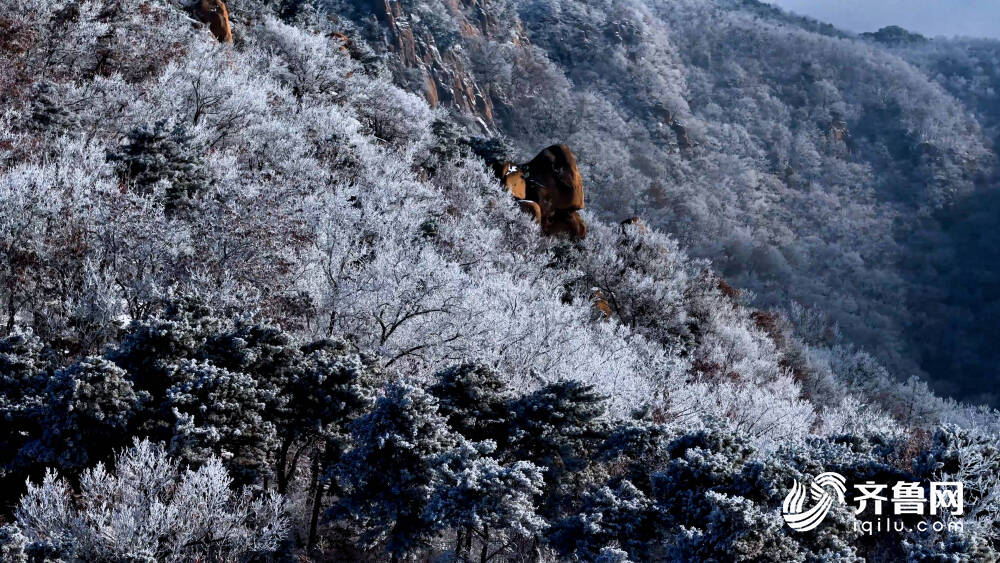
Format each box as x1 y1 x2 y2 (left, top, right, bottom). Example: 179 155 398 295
329 0 1000 406
0 0 998 560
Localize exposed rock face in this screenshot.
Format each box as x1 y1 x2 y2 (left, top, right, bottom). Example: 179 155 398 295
522 144 584 214
193 0 232 43
497 162 527 199
516 200 542 223
494 144 586 239
375 0 496 127
543 209 587 238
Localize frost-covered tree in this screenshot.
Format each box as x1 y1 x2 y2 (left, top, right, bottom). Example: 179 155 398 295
506 380 608 518
914 424 1000 545
27 357 145 474
7 439 288 562
333 381 457 559
110 119 213 210
0 332 49 462
426 441 546 562
548 480 657 561
165 360 276 487
278 340 376 548
429 362 513 446
108 299 228 408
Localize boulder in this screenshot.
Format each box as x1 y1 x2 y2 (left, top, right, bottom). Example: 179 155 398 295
488 145 587 239
503 168 527 200
521 144 584 213
516 200 542 223
193 0 232 43
491 161 527 199
542 210 586 239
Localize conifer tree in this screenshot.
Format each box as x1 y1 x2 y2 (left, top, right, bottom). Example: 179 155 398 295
427 440 546 562
429 362 513 446
110 119 213 210
506 380 609 518
334 381 457 560
0 332 50 510
30 357 145 474
165 360 276 486
548 480 656 562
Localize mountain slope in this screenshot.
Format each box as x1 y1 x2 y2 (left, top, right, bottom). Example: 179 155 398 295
337 0 998 404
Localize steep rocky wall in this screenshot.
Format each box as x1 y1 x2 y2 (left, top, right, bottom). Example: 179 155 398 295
366 0 525 130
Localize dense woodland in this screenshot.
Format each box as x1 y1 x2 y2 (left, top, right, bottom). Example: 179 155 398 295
330 0 1000 405
1 0 999 561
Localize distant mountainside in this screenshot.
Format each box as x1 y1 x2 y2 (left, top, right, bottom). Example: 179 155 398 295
330 0 1000 405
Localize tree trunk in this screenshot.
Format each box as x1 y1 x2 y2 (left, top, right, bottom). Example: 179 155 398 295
530 536 541 563
5 292 15 335
307 456 324 550
455 528 464 562
276 437 292 494
479 527 490 563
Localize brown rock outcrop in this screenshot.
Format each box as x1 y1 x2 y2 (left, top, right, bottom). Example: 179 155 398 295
492 144 587 239
522 144 584 214
494 162 527 199
193 0 232 43
516 200 542 223
543 209 587 238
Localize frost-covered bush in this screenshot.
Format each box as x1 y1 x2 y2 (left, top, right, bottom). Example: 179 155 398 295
915 424 1000 545
8 439 288 562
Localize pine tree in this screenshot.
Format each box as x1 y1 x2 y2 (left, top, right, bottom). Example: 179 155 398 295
334 381 457 560
165 360 276 486
506 380 609 518
280 340 376 548
429 362 513 446
0 332 50 477
109 298 227 409
110 119 213 210
548 480 656 562
426 440 546 562
28 357 145 474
